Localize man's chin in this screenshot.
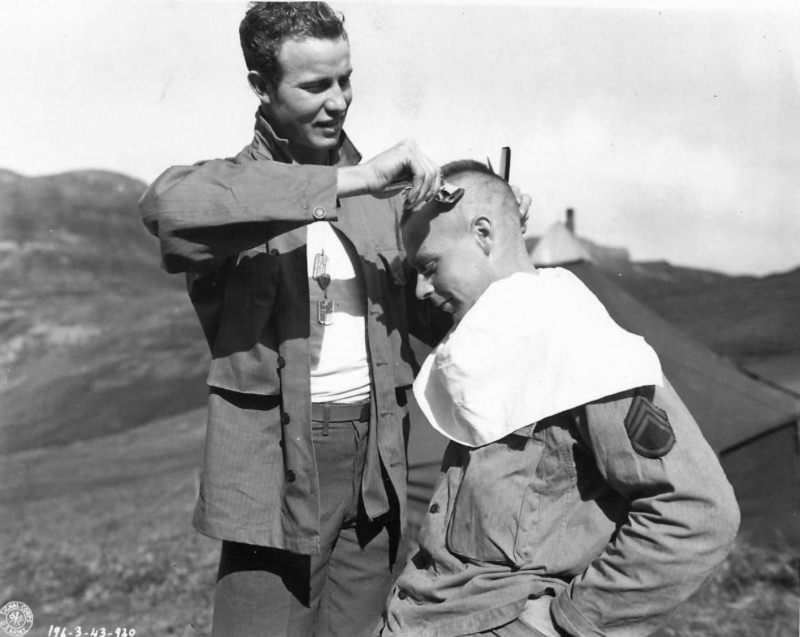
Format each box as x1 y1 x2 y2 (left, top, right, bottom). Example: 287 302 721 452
440 301 461 320
311 129 343 148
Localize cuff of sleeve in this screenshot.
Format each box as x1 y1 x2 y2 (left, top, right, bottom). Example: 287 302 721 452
551 588 604 637
305 164 339 222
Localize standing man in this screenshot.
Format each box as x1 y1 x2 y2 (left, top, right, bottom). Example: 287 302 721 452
380 160 740 636
140 3 450 636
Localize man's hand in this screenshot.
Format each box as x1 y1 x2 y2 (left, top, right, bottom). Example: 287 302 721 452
338 139 440 210
510 183 532 234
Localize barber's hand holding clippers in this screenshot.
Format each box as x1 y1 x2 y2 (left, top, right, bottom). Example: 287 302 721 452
337 138 441 210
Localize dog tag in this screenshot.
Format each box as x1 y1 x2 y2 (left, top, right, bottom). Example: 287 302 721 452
317 298 335 325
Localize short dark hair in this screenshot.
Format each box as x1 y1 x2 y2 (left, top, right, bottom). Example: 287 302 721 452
239 2 347 83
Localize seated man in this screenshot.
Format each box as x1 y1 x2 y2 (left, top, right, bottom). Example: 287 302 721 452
378 160 740 637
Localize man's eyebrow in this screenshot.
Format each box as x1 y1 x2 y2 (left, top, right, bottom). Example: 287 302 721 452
299 77 332 85
408 254 433 271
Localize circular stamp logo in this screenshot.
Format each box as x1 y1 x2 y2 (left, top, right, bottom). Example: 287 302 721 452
0 601 33 636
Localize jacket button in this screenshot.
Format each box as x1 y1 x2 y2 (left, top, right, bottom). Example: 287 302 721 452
270 248 279 256
397 590 407 600
277 356 286 369
281 412 290 425
286 470 296 483
312 206 327 220
429 503 440 514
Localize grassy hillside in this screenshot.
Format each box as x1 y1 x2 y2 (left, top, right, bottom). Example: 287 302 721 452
0 409 217 635
0 170 209 453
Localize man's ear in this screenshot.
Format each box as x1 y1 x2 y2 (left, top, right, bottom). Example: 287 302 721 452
471 216 494 255
247 70 273 105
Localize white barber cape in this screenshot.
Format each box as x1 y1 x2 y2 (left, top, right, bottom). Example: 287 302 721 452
413 268 663 447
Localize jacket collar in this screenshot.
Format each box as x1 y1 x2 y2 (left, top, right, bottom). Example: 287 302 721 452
252 111 362 167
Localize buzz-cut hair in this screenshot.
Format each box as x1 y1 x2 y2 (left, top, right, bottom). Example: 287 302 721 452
441 159 497 181
400 159 515 227
239 2 347 84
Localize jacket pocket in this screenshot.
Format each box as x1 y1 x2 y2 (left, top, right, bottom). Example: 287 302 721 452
213 247 280 357
198 389 284 531
446 432 545 565
206 247 282 394
512 415 580 568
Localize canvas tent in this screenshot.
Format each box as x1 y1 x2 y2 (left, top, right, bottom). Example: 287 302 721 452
528 222 800 547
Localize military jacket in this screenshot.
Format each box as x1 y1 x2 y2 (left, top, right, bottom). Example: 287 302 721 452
140 116 442 553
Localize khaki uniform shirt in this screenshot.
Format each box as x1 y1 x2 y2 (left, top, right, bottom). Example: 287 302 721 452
382 380 740 636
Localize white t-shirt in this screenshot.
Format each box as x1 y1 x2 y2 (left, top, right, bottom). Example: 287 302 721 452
306 221 371 404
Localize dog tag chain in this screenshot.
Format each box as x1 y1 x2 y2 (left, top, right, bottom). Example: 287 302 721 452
312 250 334 325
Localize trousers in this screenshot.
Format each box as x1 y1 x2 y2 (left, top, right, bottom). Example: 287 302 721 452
210 404 399 637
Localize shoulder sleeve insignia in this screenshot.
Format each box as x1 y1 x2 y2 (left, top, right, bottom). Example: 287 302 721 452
624 393 676 458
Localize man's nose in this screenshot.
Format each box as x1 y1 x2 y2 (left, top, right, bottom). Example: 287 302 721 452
325 86 348 114
415 273 434 300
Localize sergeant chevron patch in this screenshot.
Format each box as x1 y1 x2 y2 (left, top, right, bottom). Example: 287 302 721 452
624 395 676 458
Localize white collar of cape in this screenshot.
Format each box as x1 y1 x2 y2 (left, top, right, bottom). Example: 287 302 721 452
413 268 664 448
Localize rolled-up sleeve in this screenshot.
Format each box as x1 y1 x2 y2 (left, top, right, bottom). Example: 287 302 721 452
139 158 339 272
552 378 740 636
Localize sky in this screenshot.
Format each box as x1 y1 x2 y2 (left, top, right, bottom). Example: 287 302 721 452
1 0 798 276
